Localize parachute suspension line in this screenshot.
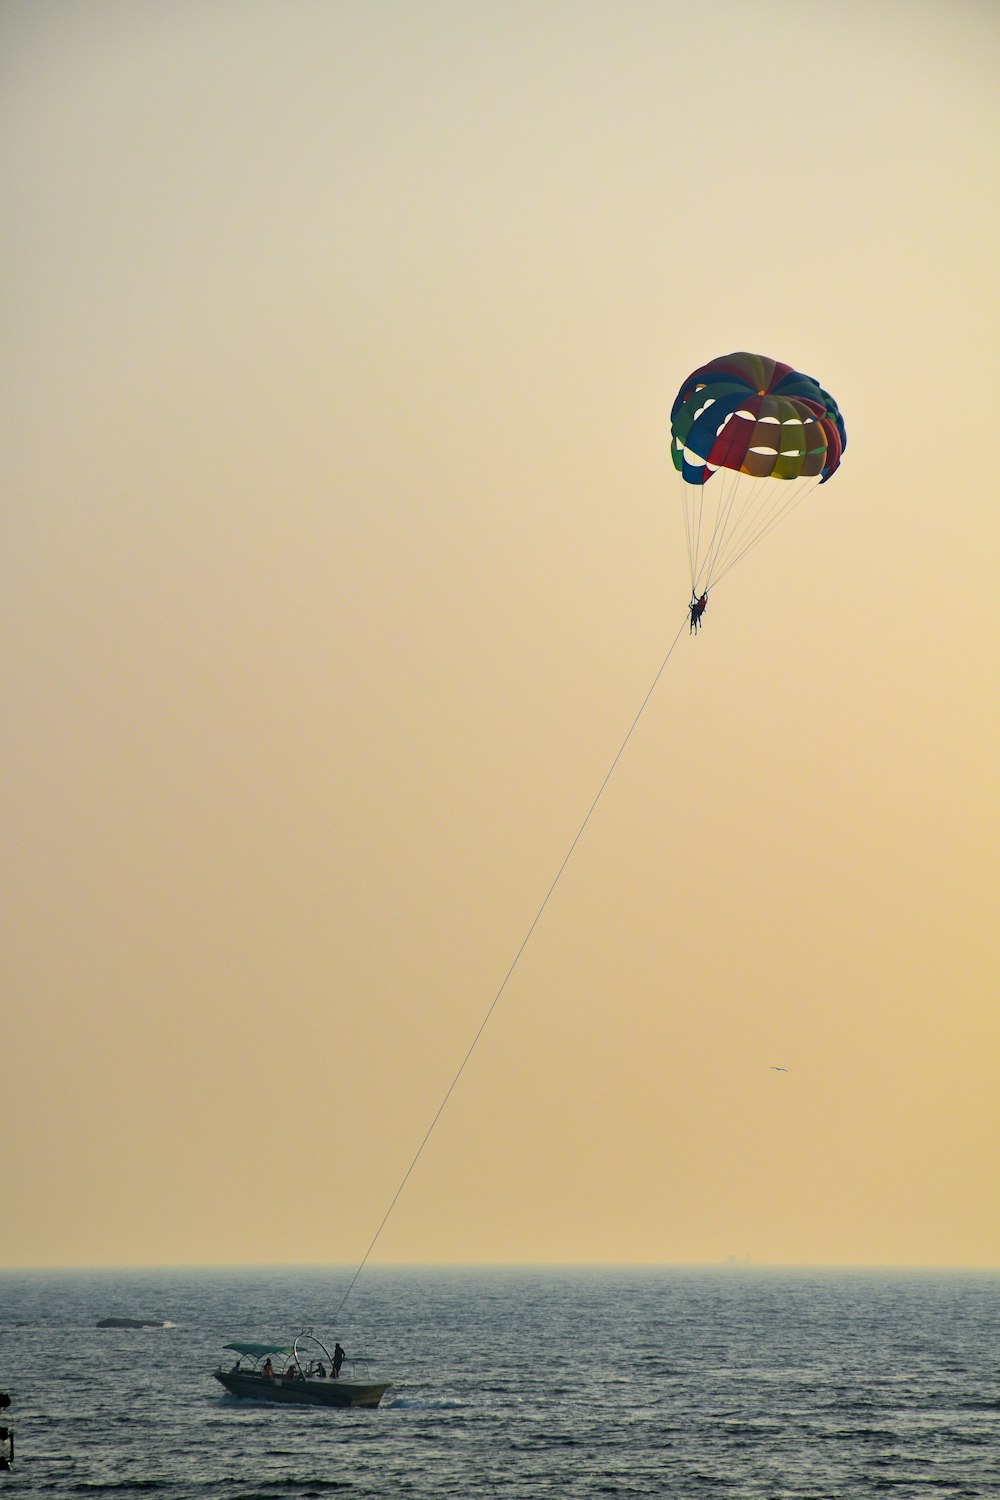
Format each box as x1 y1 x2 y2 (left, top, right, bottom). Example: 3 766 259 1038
690 486 705 590
327 611 691 1331
684 477 710 593
689 465 741 595
682 484 695 586
706 475 820 591
683 478 705 593
726 474 799 561
703 473 781 586
686 470 822 596
700 466 743 591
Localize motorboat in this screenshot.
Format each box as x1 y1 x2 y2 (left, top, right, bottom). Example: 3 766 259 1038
214 1332 391 1409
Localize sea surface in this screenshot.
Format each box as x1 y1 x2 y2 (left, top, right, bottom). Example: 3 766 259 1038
0 1266 997 1498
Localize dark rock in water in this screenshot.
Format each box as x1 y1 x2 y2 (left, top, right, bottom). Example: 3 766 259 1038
96 1317 166 1329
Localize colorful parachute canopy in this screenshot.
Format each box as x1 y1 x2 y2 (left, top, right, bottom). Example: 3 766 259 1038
670 352 845 487
670 352 845 595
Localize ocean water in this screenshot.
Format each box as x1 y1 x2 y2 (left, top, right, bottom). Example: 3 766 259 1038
0 1266 997 1498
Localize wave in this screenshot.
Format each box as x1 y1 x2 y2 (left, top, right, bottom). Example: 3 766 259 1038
70 1483 168 1494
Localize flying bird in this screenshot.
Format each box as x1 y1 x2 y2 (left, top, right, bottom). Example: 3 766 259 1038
770 1066 788 1072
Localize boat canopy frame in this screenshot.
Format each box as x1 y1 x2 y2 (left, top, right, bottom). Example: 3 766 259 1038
222 1332 375 1383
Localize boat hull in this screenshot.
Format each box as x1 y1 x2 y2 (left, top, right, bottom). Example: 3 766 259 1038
215 1369 390 1408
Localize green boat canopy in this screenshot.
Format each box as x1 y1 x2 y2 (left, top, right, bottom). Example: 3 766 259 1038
223 1341 294 1359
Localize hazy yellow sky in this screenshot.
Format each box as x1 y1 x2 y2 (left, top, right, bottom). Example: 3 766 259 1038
3 0 998 1270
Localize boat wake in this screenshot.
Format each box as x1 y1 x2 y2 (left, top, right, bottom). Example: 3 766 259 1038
388 1395 468 1411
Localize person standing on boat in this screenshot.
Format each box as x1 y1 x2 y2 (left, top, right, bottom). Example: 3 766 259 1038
262 1358 274 1380
333 1343 345 1379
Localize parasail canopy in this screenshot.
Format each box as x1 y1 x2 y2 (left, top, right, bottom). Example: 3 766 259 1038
670 351 845 595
